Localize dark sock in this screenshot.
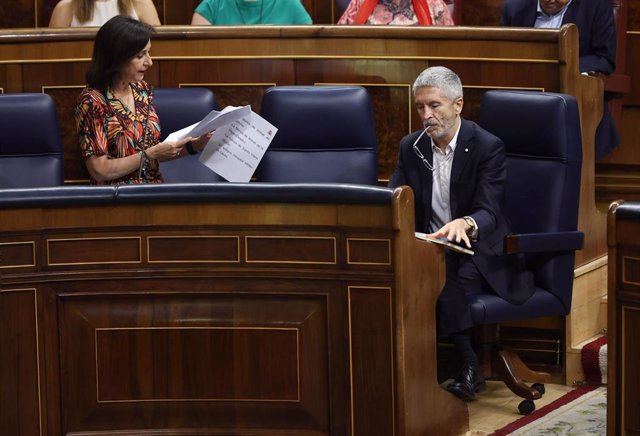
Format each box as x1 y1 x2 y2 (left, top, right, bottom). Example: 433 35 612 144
450 330 478 367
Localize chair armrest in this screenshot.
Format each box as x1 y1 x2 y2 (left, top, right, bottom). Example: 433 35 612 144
504 231 584 255
603 73 631 95
589 72 631 95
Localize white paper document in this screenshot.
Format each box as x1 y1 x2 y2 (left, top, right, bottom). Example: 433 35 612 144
165 105 252 143
198 111 278 183
415 232 475 255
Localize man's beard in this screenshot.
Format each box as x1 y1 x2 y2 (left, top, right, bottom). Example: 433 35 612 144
424 117 455 141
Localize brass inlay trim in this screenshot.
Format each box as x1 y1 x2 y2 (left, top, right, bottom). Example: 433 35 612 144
346 238 392 266
245 235 337 264
347 286 395 436
0 241 36 269
0 55 561 65
47 236 142 266
94 326 300 403
0 287 43 436
153 55 560 64
146 235 241 264
622 255 640 286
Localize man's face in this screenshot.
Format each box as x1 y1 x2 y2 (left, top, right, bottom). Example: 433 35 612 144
539 0 570 15
415 86 463 145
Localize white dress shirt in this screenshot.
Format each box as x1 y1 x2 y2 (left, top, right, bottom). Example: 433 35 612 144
534 0 572 29
429 122 461 233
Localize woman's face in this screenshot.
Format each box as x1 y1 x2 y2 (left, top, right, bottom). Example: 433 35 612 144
119 40 152 84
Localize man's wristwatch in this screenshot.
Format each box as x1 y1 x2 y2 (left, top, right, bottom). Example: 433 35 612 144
462 216 477 235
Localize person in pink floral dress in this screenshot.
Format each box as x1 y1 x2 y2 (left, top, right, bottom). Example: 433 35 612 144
338 0 454 25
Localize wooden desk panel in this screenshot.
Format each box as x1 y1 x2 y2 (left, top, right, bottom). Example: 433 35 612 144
0 186 468 436
607 201 640 436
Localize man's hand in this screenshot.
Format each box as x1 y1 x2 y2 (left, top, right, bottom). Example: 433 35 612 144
427 218 472 248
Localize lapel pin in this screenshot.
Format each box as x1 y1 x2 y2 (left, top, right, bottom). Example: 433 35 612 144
464 148 469 152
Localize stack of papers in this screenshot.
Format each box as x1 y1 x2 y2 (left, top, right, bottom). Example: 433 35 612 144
165 105 278 183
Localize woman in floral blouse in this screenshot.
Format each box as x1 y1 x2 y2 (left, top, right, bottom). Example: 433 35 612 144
76 15 211 184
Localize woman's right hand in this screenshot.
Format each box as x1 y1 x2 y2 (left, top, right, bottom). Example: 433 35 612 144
146 136 193 161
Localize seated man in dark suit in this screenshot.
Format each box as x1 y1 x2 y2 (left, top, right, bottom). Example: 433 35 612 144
501 0 619 158
389 66 534 401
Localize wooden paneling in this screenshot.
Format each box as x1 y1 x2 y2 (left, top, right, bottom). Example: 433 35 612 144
60 289 330 433
621 306 640 434
245 235 336 264
622 35 640 104
622 255 640 287
0 288 41 436
47 236 142 265
163 0 199 25
0 241 36 268
0 186 468 435
349 286 394 436
347 238 391 265
148 235 240 263
461 0 501 26
607 202 640 436
0 0 35 28
629 0 640 31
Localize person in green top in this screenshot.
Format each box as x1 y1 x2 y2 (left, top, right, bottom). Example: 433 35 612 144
191 0 312 25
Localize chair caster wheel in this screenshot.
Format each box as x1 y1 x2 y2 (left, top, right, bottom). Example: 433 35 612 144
532 383 546 396
518 399 536 415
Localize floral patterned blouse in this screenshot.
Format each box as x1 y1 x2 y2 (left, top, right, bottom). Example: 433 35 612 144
75 80 162 185
338 0 454 25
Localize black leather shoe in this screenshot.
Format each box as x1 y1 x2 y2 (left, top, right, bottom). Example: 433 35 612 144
446 365 486 401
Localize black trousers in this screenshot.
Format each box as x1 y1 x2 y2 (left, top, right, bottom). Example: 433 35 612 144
595 98 621 160
436 251 490 337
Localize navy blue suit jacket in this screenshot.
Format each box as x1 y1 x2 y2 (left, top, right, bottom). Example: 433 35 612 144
389 118 534 305
501 0 616 74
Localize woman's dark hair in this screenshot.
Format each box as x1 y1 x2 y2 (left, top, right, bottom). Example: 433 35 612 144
86 15 155 92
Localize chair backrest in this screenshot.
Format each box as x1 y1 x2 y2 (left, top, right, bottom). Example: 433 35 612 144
153 87 224 183
0 93 64 188
255 86 378 184
479 90 582 311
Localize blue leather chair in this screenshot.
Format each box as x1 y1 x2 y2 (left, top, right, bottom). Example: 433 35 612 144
474 90 584 414
153 87 224 183
255 86 378 184
0 93 63 188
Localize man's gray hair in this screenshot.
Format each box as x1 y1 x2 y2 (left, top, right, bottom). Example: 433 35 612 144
412 66 463 101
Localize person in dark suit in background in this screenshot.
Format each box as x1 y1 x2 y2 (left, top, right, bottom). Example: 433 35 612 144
389 66 534 401
501 0 619 159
